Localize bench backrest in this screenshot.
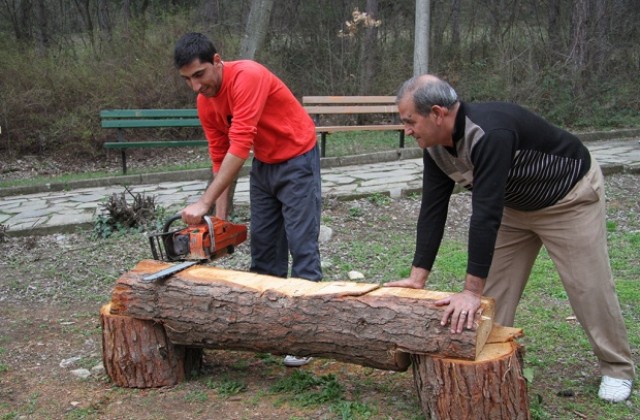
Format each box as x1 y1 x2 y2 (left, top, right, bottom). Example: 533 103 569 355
100 109 201 129
302 96 398 116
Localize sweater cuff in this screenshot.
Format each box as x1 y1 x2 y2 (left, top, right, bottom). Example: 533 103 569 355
466 260 490 279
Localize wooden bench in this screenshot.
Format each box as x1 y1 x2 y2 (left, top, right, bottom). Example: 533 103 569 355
302 96 405 157
101 109 207 174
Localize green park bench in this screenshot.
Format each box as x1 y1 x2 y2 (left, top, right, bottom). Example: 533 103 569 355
101 109 206 174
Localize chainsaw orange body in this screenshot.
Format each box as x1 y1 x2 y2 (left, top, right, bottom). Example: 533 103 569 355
148 215 247 262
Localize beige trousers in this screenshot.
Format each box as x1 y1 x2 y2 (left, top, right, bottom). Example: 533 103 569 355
484 158 635 380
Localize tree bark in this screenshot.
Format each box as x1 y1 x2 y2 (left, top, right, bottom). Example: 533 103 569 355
97 0 112 43
33 0 49 55
239 0 275 59
414 0 430 75
412 324 530 419
358 0 379 97
108 260 496 371
100 303 202 388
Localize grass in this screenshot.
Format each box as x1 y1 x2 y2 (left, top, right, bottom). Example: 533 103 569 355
429 235 639 419
330 212 638 419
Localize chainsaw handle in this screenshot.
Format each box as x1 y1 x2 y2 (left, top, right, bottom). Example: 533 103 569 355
162 214 184 234
202 215 216 255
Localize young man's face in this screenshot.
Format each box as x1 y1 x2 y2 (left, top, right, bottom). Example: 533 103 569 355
179 54 223 97
397 95 452 149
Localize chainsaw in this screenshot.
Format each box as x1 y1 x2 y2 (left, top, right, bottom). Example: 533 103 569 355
142 214 247 283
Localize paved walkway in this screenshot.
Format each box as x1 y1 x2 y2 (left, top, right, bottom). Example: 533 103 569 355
2 139 639 236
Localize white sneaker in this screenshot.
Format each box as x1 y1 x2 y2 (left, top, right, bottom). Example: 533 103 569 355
598 375 633 402
283 355 312 367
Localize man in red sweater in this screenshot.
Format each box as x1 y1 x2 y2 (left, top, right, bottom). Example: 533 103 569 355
174 32 322 367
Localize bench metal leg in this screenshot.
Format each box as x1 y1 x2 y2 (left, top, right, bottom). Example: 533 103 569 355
121 150 127 175
399 130 405 148
321 133 327 158
117 128 127 174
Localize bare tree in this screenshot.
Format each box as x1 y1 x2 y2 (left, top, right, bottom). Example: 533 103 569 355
0 0 32 41
239 0 274 59
358 0 380 96
97 0 112 43
201 0 220 26
33 0 49 55
451 0 461 56
414 0 430 75
72 0 96 52
568 0 588 94
589 0 608 77
548 0 563 56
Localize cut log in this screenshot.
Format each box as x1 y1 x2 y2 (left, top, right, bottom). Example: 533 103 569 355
412 324 529 420
108 260 496 371
100 303 202 388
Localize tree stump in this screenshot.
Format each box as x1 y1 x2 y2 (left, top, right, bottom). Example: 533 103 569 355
411 324 529 420
100 303 202 388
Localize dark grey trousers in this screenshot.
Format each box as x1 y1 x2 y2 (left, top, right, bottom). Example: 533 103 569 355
249 143 322 281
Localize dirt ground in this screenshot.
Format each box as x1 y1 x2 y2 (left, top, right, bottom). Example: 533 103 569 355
1 155 639 418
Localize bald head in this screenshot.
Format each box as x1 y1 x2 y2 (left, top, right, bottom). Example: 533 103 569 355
396 74 459 116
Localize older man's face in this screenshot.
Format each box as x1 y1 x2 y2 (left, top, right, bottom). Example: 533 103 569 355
398 96 452 149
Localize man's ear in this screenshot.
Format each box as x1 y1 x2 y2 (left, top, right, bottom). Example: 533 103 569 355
431 105 447 122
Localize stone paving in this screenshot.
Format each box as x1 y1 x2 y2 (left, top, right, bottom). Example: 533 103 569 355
1 139 639 236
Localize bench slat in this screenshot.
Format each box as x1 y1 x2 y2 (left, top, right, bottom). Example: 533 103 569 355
102 119 201 129
100 109 198 118
104 140 207 149
317 125 404 133
302 96 396 105
304 105 398 114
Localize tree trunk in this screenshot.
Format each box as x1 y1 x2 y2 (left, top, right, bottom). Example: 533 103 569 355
107 260 496 371
239 0 275 59
97 0 112 43
414 0 430 75
100 303 202 388
358 0 379 96
569 0 589 95
548 0 562 56
33 0 50 56
451 0 461 62
412 324 530 419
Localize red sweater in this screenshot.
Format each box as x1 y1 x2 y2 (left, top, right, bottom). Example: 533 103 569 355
196 60 316 171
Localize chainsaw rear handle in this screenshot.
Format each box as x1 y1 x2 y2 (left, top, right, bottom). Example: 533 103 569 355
162 214 184 234
148 214 216 261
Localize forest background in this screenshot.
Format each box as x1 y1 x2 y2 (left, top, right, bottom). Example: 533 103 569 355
0 0 639 162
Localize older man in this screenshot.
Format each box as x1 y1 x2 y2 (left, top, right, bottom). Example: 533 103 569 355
385 74 635 402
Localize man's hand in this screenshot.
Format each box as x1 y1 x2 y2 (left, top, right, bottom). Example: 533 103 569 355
435 289 482 334
181 153 245 225
384 266 429 289
181 200 210 225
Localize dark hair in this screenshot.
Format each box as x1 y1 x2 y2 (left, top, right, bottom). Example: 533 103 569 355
174 32 217 69
396 75 458 116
